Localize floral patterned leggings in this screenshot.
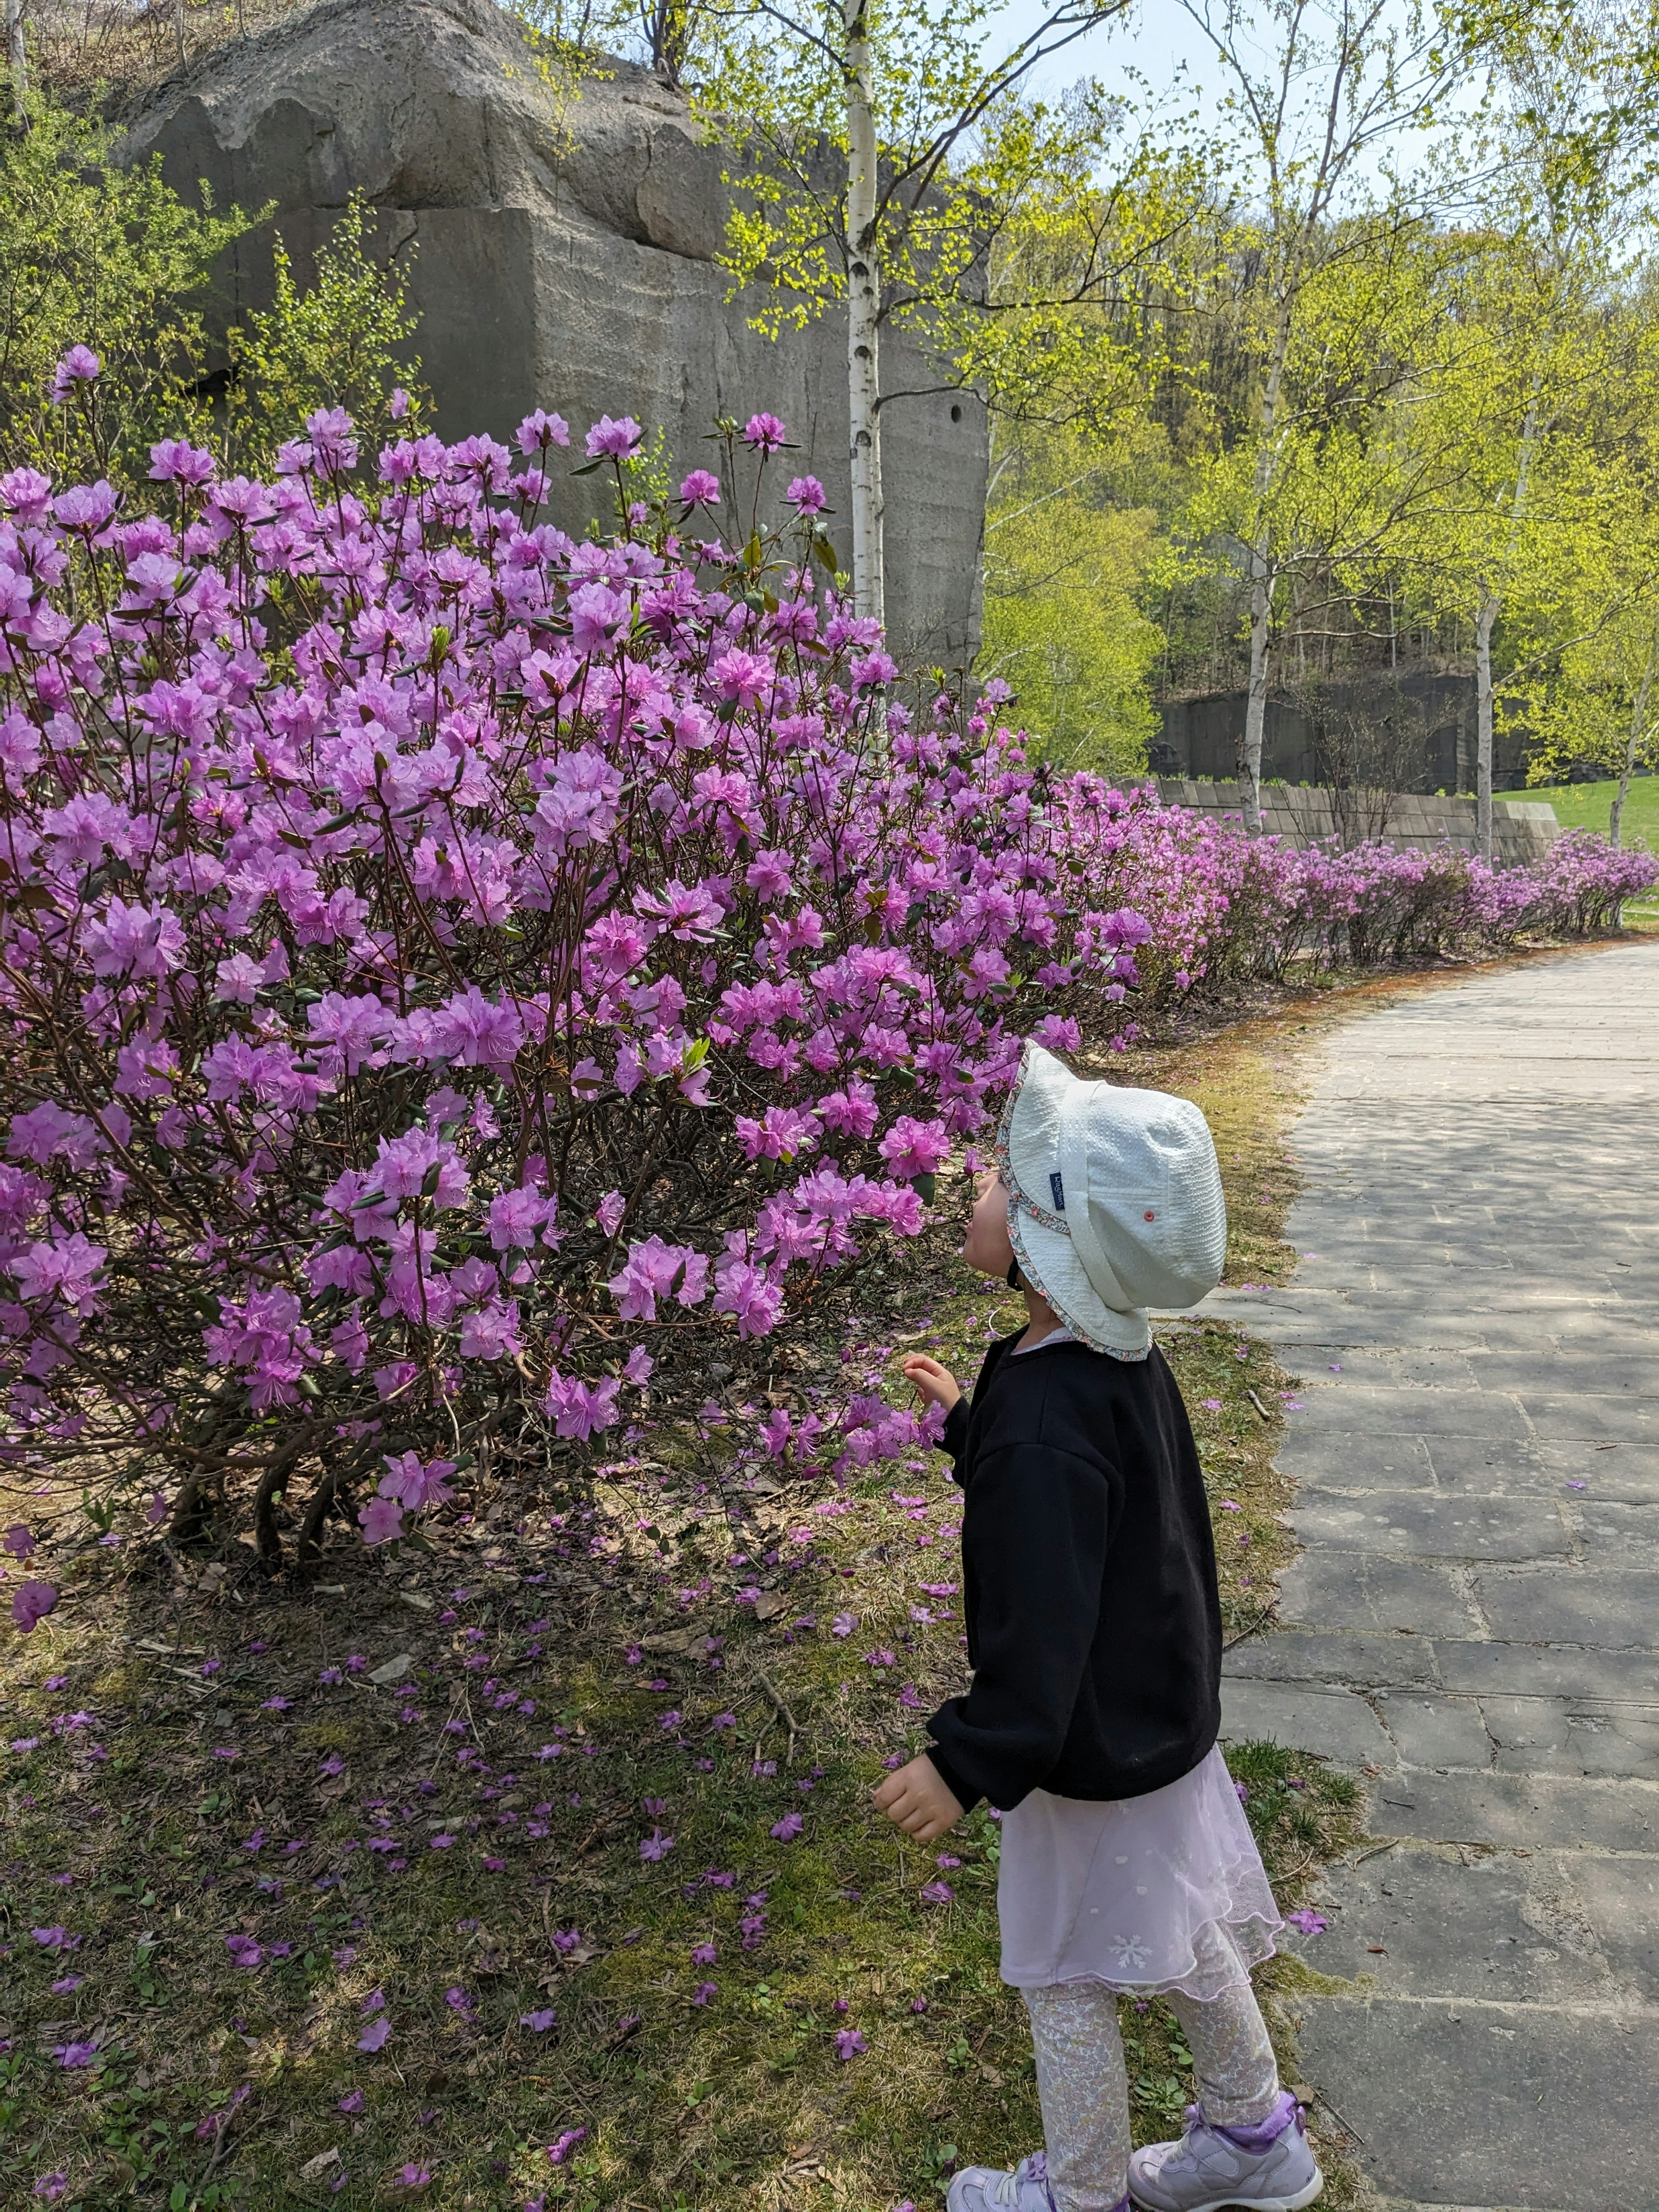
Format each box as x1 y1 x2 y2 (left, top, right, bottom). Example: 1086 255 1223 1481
1020 1978 1280 2212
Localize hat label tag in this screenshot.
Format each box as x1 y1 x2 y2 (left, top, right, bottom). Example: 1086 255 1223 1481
1049 1172 1065 1212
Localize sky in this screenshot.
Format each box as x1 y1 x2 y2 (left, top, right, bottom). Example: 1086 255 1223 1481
983 0 1460 196
988 0 1219 113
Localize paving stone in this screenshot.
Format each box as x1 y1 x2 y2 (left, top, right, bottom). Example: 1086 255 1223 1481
1546 1304 1659 1351
1390 1350 1486 1389
1521 1394 1659 1443
1361 1769 1659 1850
1286 1386 1532 1438
1291 1847 1613 2002
1472 1568 1659 1652
1431 1639 1659 1702
1274 1429 1437 1489
1560 1855 1659 2000
1218 1679 1397 1767
1571 1499 1659 1565
1274 1338 1401 1370
1276 1552 1483 1637
1477 1351 1659 1397
1478 1696 1659 1781
1371 1693 1496 1771
1425 1436 1659 1500
1293 1998 1659 2208
1221 1629 1441 1688
1290 1491 1570 1560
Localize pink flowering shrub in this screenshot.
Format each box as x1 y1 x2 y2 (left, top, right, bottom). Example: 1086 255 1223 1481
1046 786 1654 1008
0 395 1131 1567
1506 826 1656 936
0 362 1646 1584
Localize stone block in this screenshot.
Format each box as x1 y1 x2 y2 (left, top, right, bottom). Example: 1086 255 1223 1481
1289 1491 1569 1560
1563 1854 1659 1999
1363 1768 1659 1849
1219 1679 1397 1767
116 0 988 662
1472 1567 1659 1651
1276 1552 1483 1638
1274 1430 1437 1489
1572 1499 1659 1564
1374 1693 1496 1771
1285 1386 1531 1439
1222 1630 1441 1688
1295 1847 1613 2003
1424 1435 1621 1496
1294 1996 1659 2208
1478 1696 1659 1781
1520 1393 1659 1443
1432 1639 1659 1701
1476 1351 1659 1397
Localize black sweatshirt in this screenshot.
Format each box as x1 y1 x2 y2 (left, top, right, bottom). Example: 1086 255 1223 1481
924 1330 1222 1815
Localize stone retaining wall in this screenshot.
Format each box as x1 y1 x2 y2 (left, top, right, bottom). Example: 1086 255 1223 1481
1153 781 1562 866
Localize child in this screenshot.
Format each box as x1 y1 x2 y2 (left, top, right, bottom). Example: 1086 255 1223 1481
874 1042 1321 2212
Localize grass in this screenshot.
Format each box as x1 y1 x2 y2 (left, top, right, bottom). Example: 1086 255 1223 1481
0 1003 1386 2212
1516 772 1659 842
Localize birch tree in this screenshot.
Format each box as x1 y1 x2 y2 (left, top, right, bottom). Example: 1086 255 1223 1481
1169 0 1474 827
1487 331 1659 842
1392 1 1659 854
702 0 1143 627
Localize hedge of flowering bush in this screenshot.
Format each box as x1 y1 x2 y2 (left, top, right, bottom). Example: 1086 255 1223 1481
1050 790 1656 996
0 390 1165 1582
0 371 1651 1605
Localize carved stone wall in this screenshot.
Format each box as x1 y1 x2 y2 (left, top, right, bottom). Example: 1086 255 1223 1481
118 0 988 662
1153 781 1561 865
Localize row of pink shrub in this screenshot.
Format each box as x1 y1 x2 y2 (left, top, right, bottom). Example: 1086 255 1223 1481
0 389 1649 1594
1058 790 1655 992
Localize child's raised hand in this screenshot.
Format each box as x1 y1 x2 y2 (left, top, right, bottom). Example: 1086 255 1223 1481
874 1752 964 1843
901 1353 961 1412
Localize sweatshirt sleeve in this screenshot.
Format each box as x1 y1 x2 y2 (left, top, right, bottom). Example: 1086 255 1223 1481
938 1394 970 1479
926 1438 1112 1813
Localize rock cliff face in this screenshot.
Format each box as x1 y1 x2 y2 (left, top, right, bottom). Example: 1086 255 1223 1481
118 0 987 661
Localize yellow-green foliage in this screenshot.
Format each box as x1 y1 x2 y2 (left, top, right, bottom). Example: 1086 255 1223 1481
0 95 250 484
979 443 1165 775
224 197 428 477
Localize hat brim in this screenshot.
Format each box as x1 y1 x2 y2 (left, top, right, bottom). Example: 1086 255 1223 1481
1008 1204 1152 1360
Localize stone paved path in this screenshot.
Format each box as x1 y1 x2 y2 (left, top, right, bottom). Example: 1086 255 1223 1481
1202 944 1659 2212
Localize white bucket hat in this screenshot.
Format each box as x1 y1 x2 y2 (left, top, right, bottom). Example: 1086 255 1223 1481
994 1041 1227 1360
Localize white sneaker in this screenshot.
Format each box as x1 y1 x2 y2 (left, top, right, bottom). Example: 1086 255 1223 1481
1128 2092 1322 2212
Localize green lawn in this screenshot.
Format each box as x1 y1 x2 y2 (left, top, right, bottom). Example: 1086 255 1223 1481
1516 774 1659 844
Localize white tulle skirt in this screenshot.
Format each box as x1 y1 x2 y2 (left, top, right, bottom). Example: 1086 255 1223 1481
996 1745 1283 2001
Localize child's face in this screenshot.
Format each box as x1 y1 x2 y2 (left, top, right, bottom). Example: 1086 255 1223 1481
963 1169 1016 1280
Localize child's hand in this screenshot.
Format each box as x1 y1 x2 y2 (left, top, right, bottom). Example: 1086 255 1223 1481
901 1354 961 1413
874 1753 964 1842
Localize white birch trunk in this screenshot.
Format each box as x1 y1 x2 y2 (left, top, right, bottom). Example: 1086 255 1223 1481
1240 554 1272 832
843 0 883 631
1475 591 1497 862
1611 622 1659 848
1239 305 1291 832
6 0 26 98
1474 394 1542 865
